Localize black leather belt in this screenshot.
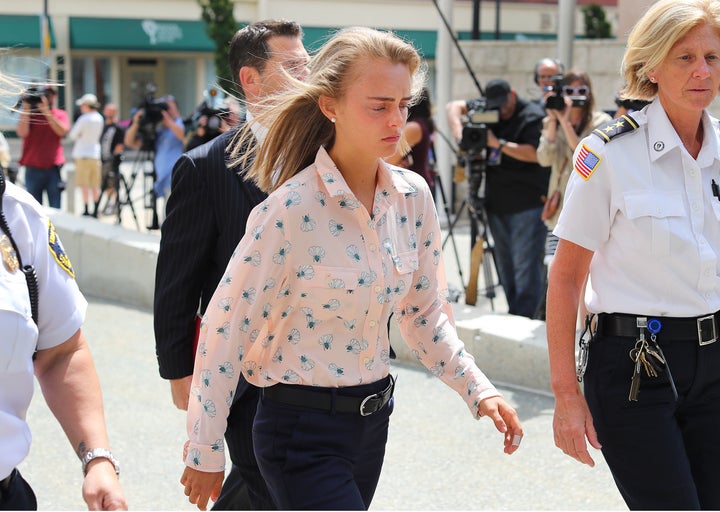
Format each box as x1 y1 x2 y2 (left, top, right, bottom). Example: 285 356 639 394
262 375 395 416
596 311 720 345
0 469 16 501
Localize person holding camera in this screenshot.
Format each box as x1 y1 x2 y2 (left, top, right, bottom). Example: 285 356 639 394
155 20 309 510
98 103 125 216
532 57 565 110
537 70 611 249
124 95 184 200
16 85 69 209
447 78 549 318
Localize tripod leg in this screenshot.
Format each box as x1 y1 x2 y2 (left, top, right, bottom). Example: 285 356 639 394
465 239 483 306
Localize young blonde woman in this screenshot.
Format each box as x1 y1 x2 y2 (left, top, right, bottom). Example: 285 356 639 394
180 27 523 511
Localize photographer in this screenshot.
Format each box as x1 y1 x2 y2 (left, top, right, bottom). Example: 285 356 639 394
16 85 69 208
447 78 549 318
124 95 184 200
184 95 239 152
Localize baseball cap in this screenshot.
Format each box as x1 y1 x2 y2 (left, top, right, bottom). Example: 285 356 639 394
76 93 99 107
485 78 511 109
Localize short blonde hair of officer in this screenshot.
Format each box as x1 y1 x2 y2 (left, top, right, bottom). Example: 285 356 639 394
621 0 720 101
234 26 426 193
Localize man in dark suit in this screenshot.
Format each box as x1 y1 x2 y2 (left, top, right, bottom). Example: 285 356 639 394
153 20 309 510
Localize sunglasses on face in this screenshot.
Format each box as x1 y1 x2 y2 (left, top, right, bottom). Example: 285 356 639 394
563 85 589 96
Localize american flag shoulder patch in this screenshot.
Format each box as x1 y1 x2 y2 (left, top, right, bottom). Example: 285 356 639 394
575 144 601 180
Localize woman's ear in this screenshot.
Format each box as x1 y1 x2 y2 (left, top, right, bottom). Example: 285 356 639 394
318 95 337 123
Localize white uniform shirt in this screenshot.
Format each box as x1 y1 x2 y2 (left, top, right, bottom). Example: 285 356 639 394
0 182 86 479
68 110 104 159
555 99 720 316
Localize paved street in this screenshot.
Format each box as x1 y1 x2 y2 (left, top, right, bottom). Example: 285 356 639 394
20 296 626 511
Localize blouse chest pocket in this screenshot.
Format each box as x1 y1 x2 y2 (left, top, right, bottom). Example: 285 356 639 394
624 190 685 256
389 249 419 302
0 272 37 373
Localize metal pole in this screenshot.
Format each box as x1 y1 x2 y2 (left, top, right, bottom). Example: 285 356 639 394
558 0 576 68
436 0 454 223
494 0 501 40
41 0 51 77
471 0 480 40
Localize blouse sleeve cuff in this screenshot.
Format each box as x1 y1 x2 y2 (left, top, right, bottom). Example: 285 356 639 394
184 441 226 473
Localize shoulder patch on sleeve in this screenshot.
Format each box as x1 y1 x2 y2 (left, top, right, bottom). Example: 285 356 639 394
575 144 602 180
591 114 639 143
48 220 75 278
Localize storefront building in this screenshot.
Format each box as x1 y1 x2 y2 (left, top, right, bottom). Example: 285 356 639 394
0 0 617 130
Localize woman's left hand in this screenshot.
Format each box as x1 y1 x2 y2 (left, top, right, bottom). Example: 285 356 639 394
478 396 524 454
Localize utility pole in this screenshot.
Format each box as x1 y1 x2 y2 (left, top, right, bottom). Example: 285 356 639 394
41 0 51 78
471 0 480 40
558 0 576 68
494 0 501 40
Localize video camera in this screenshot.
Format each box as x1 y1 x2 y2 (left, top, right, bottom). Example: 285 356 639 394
457 100 501 203
187 89 231 140
17 85 50 109
544 75 588 111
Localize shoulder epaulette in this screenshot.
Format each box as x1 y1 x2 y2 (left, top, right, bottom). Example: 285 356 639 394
591 114 639 143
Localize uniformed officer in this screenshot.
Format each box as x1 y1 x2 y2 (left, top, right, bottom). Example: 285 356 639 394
0 165 126 510
547 0 720 509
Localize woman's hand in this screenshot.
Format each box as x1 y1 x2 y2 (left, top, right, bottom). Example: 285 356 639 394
552 389 602 466
478 396 524 454
180 467 224 511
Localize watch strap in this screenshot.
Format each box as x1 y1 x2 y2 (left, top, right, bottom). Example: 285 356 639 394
82 448 120 477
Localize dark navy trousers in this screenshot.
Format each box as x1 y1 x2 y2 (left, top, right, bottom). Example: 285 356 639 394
215 383 276 510
585 333 720 510
0 470 37 511
253 379 393 510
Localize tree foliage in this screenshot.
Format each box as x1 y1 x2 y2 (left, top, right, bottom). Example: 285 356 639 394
198 0 238 90
582 3 612 39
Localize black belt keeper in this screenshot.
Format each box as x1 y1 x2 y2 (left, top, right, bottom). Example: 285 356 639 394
262 375 395 416
597 311 720 345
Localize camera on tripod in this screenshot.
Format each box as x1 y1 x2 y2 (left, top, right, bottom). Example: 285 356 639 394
543 75 588 111
136 86 168 135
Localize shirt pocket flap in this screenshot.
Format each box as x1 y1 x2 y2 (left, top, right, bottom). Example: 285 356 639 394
624 190 685 219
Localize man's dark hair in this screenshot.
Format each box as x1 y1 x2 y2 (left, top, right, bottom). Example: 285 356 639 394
228 19 303 98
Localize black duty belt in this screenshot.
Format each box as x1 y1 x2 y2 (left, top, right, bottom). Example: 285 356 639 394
261 375 395 416
596 311 720 345
0 469 17 502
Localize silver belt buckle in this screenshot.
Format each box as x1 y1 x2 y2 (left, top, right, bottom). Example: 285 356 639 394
697 314 717 346
359 393 380 416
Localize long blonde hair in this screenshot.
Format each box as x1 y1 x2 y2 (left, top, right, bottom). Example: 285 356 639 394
621 0 720 100
231 26 426 193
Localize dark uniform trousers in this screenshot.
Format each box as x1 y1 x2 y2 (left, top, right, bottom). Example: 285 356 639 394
0 469 37 511
585 333 720 510
253 377 394 510
214 381 275 510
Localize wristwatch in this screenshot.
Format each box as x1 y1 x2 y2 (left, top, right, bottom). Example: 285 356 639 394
82 448 120 477
498 138 507 152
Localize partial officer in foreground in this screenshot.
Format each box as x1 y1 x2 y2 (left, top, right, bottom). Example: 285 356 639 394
0 77 125 509
547 0 720 508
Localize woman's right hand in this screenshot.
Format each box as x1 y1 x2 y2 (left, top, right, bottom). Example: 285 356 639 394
552 388 602 466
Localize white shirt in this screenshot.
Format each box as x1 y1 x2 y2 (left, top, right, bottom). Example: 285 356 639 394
186 147 499 472
68 110 104 159
0 182 86 479
555 99 720 316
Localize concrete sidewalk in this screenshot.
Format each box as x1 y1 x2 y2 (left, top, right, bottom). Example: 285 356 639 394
20 296 626 511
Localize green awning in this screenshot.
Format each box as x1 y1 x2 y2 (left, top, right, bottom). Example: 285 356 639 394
302 27 438 59
70 17 214 52
0 15 56 49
